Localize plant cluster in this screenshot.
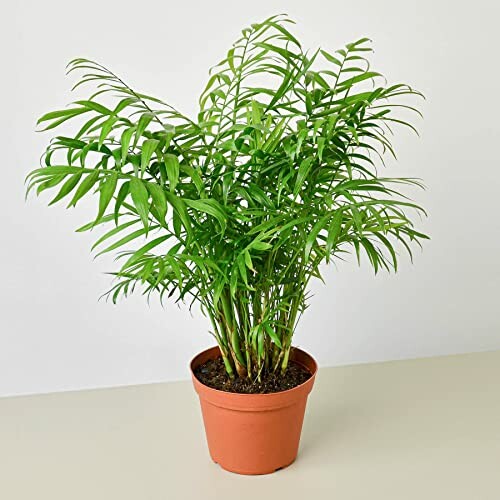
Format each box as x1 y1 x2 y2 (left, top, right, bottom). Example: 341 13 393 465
27 15 427 381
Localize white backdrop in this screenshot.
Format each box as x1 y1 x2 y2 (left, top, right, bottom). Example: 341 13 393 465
1 0 499 397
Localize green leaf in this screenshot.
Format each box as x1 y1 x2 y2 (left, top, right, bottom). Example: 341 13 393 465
121 127 135 165
120 235 171 269
28 166 95 178
113 97 137 114
68 170 100 207
165 192 192 236
267 20 301 47
96 173 118 223
134 112 154 146
257 327 264 359
372 232 398 271
346 37 372 49
37 107 90 129
326 210 343 256
244 250 254 270
129 177 150 230
251 100 261 125
250 240 272 251
146 182 167 223
236 255 248 286
94 226 150 257
264 323 282 348
229 265 239 297
305 214 329 261
320 49 342 66
49 172 82 205
164 154 180 192
337 71 381 91
74 100 113 115
76 214 115 233
255 42 300 62
98 116 118 149
227 47 236 73
184 198 227 233
114 181 130 224
91 219 139 251
294 157 313 196
141 139 159 176
30 174 65 197
360 237 380 273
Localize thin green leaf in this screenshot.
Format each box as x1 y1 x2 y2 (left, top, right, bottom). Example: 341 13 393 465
164 154 180 192
96 173 118 223
141 139 159 176
129 177 150 230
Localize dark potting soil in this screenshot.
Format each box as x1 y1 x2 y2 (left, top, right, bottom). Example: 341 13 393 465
194 356 312 394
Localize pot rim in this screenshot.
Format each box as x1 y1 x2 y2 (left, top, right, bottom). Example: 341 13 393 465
190 345 318 399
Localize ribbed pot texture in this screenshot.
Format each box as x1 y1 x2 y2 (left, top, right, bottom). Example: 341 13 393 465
190 346 317 475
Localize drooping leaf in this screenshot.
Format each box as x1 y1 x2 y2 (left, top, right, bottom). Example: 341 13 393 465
49 172 82 205
184 198 227 233
164 154 179 192
146 182 167 223
140 139 159 175
264 323 282 348
91 219 139 251
67 171 100 207
293 157 313 196
114 181 130 223
120 235 171 269
96 173 118 223
305 215 329 261
326 209 344 257
129 177 150 230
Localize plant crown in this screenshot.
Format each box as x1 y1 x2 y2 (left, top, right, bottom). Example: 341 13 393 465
27 15 428 380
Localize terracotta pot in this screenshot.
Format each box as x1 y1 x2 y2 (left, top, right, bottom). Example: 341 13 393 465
190 346 318 475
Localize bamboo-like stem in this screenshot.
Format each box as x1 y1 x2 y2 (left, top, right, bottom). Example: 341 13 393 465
206 305 236 379
220 290 247 377
234 291 252 378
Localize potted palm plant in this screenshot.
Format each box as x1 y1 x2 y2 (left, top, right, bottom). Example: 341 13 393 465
26 14 427 474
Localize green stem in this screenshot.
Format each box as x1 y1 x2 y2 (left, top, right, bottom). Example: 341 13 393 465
220 290 246 376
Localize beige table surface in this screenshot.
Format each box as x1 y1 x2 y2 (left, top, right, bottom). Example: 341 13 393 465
1 350 499 500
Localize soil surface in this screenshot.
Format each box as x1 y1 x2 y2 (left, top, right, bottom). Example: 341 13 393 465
194 357 312 394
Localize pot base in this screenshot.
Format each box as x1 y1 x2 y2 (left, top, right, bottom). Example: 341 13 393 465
213 456 297 475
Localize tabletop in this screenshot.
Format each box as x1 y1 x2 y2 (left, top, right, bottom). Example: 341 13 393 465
1 350 499 499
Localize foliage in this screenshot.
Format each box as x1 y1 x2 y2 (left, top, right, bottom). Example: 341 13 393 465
26 14 428 380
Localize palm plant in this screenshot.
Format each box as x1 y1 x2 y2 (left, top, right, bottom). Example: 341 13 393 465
26 14 427 382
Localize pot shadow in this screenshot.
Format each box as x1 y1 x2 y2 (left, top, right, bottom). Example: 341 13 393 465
297 365 375 460
299 403 364 458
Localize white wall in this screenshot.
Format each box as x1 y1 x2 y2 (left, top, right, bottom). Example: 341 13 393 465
1 0 499 397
